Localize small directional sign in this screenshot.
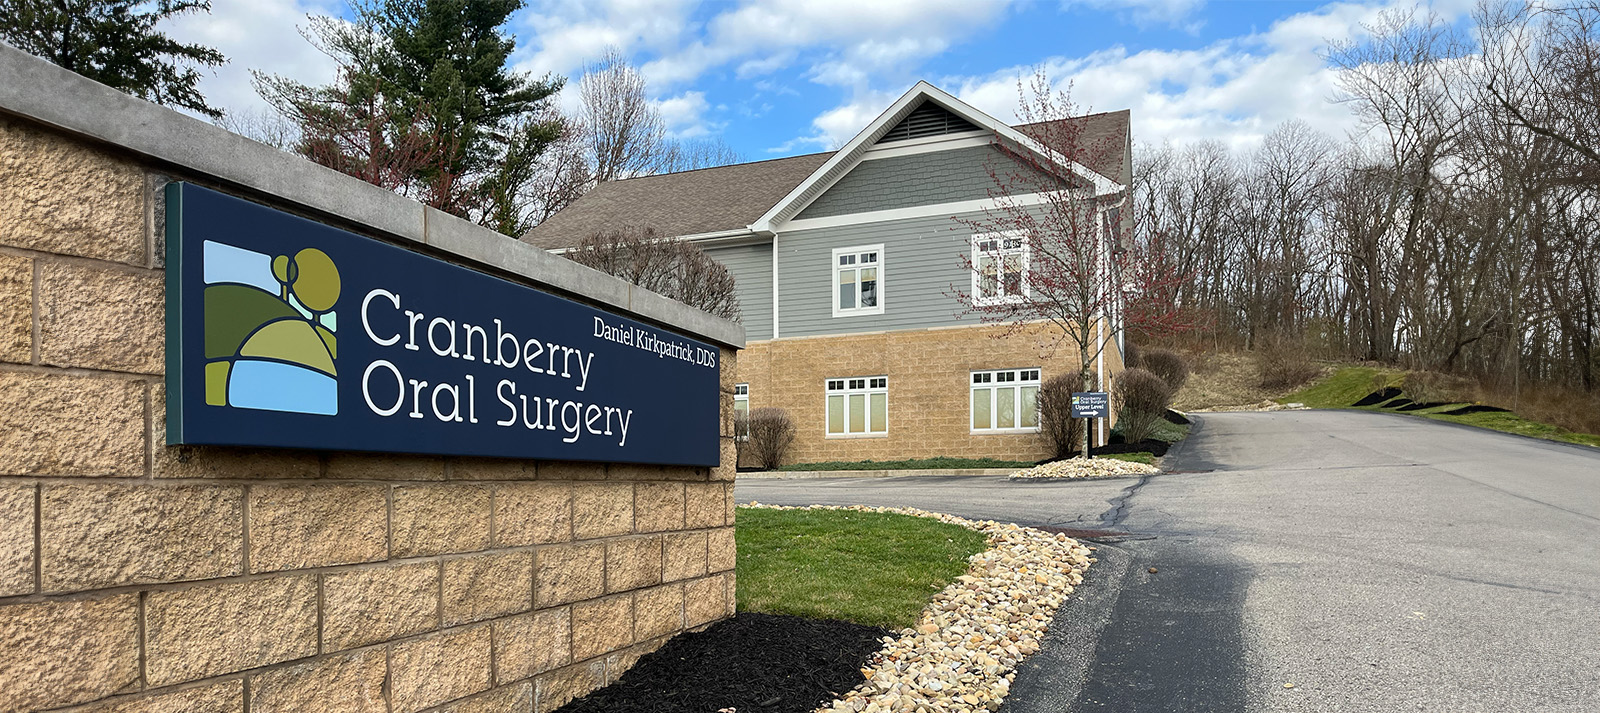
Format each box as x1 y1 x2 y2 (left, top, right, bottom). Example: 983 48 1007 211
1071 391 1110 419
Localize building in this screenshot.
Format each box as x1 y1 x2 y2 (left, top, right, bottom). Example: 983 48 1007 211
524 82 1131 464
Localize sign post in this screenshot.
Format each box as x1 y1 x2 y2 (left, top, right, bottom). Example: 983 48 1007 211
1070 391 1110 459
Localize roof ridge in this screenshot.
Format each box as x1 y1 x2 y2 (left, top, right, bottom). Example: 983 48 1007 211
601 150 837 185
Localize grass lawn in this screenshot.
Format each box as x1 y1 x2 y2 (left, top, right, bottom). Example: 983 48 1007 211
1281 367 1600 448
1100 452 1156 465
735 507 988 629
777 456 1034 472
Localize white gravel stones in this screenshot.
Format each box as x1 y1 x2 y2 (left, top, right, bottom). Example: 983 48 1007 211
1007 458 1157 480
741 504 1095 713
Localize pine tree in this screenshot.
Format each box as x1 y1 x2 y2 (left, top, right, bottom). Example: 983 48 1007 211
256 0 564 235
0 0 226 118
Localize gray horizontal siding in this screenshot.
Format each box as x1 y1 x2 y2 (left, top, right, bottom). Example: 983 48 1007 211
776 212 990 338
796 145 1014 220
705 242 774 341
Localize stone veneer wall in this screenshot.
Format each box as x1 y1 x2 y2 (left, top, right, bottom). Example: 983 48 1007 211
0 109 739 713
737 321 1124 465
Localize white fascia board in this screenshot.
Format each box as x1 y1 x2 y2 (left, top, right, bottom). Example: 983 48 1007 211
780 192 1059 233
748 81 1124 235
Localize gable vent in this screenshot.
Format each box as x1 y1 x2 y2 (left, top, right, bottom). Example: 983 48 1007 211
877 101 981 144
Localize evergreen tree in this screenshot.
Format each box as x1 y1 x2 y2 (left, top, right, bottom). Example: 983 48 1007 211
0 0 226 118
257 0 564 235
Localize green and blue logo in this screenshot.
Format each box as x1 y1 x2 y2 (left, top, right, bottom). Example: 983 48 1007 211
202 241 340 415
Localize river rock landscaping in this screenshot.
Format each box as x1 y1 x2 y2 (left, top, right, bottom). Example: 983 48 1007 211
1007 458 1158 480
747 504 1094 713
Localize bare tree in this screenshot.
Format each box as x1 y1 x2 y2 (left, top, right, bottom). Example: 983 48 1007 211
565 226 741 321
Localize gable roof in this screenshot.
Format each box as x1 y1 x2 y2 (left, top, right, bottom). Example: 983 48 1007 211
522 152 833 250
521 83 1130 250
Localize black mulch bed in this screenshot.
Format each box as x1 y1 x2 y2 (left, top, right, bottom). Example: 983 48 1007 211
1440 404 1511 415
553 613 888 713
1354 387 1403 406
1034 437 1170 464
1378 397 1414 409
1162 409 1191 425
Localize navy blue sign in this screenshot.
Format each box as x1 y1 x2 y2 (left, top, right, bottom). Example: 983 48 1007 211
1070 391 1109 419
165 183 721 466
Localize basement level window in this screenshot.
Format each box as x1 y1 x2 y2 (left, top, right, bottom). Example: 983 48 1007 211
972 368 1041 432
734 384 749 440
826 377 887 437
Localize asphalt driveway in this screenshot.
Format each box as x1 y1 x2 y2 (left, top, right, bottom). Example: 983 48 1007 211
735 410 1600 712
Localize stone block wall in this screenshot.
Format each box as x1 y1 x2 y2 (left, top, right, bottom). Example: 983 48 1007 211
0 113 738 713
738 320 1123 465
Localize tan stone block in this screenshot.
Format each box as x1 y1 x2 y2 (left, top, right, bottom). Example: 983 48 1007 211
145 575 318 686
37 260 162 373
535 460 606 481
389 625 493 713
322 561 440 652
392 484 491 557
684 482 724 529
248 484 386 573
440 683 533 713
708 527 736 573
0 371 144 477
495 482 571 546
605 536 662 593
534 542 604 607
632 583 683 642
0 116 145 265
661 532 707 583
493 607 570 682
0 482 34 595
444 551 533 626
685 574 727 628
572 482 632 539
326 453 446 481
726 484 737 525
605 463 664 481
78 680 242 713
634 482 684 533
571 595 633 663
450 457 529 480
534 660 604 713
248 649 385 713
711 437 738 481
0 592 139 713
725 571 737 616
0 253 30 364
41 483 242 591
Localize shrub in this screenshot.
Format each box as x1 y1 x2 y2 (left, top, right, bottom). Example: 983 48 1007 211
1141 348 1190 393
745 407 796 470
1114 368 1172 444
1037 372 1089 458
566 226 741 320
732 409 750 465
1122 342 1143 370
1256 338 1321 391
1403 371 1473 405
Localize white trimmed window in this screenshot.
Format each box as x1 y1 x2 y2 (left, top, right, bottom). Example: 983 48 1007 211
972 232 1028 305
733 384 749 440
971 368 1041 432
832 245 884 317
826 376 888 437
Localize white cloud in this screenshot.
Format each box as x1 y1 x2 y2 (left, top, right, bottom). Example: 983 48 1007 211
164 0 343 120
655 91 717 138
1061 0 1208 29
513 0 699 79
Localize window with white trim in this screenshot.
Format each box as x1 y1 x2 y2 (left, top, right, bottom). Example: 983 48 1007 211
971 368 1041 432
826 376 887 436
733 384 749 440
832 245 884 316
972 232 1027 305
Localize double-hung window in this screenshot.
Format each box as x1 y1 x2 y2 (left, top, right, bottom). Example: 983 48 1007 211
972 232 1027 305
832 245 884 317
971 368 1041 432
826 377 887 436
733 384 750 440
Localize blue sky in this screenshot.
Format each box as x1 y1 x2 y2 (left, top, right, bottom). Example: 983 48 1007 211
168 0 1478 160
